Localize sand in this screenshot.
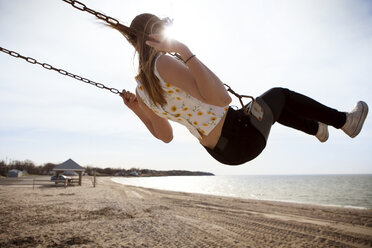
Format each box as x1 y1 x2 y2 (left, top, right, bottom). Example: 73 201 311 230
1 176 372 248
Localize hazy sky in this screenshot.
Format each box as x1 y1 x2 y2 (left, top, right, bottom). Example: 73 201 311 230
1 0 371 175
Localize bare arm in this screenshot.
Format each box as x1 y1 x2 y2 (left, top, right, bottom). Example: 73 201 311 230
146 35 232 107
121 90 173 143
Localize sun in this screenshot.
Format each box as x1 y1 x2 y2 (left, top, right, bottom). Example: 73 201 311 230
163 21 182 41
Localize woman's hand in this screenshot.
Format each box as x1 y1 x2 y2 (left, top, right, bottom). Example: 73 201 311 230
146 34 192 59
121 90 139 111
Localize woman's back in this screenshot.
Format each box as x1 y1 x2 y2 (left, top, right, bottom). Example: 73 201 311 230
136 54 229 139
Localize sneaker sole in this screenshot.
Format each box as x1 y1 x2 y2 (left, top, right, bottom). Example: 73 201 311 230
351 101 368 138
320 131 329 143
317 134 329 143
316 123 329 143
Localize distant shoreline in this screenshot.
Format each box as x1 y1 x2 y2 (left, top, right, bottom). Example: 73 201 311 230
105 169 215 177
111 174 372 210
111 177 370 210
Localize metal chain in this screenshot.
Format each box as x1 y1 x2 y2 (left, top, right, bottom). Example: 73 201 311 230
61 0 120 26
0 46 121 95
61 0 158 41
223 84 255 114
0 1 127 96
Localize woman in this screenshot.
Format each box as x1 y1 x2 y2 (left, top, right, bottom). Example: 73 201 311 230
114 13 368 165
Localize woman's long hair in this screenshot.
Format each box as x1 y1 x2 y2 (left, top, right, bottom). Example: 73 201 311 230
108 14 170 106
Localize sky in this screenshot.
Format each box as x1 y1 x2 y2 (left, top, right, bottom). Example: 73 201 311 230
0 0 371 175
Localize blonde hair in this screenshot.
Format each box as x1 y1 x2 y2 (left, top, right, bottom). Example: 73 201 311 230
108 14 170 106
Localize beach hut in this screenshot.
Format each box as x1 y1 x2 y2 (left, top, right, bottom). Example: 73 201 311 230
7 169 22 177
53 159 85 186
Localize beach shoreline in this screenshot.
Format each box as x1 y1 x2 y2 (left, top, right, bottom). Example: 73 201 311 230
1 176 372 247
111 176 372 211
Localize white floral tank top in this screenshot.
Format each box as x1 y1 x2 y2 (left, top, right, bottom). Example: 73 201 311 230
136 55 228 140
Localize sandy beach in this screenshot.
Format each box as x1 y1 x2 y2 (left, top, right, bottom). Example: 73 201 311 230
0 176 371 248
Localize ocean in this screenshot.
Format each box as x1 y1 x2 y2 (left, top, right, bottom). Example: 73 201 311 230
111 174 372 209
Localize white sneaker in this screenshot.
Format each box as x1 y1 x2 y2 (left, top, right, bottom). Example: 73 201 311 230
342 101 368 138
316 122 329 143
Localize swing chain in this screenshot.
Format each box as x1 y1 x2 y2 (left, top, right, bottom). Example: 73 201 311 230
223 84 255 115
0 46 122 95
62 0 119 26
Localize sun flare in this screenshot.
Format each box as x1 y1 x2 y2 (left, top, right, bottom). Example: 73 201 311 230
163 22 182 41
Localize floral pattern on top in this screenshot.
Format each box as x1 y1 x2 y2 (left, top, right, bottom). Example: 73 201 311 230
136 55 228 140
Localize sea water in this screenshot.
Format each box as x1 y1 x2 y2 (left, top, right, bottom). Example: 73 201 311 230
111 174 372 209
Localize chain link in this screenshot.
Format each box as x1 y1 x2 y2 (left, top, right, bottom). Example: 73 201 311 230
61 0 157 42
0 46 122 96
223 84 255 115
62 0 119 26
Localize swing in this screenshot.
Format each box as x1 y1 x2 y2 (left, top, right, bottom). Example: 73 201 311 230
0 0 272 141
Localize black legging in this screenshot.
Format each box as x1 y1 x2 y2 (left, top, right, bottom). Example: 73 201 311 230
260 87 346 134
204 87 347 165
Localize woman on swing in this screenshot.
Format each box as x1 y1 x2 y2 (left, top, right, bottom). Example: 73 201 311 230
115 13 368 165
